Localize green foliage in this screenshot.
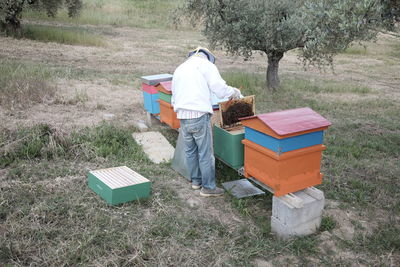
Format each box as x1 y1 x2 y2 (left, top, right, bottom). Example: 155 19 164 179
381 0 400 30
179 0 383 88
0 0 82 34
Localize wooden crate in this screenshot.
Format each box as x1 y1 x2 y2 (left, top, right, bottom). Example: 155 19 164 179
88 166 151 205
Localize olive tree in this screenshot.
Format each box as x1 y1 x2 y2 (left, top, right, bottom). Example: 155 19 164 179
381 0 400 30
179 0 382 90
0 0 82 35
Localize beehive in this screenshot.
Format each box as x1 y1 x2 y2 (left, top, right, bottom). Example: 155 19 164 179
141 74 172 114
213 124 244 170
158 100 180 129
240 107 331 196
156 81 172 103
88 166 151 205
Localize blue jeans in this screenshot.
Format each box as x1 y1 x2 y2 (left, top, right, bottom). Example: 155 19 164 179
179 114 216 190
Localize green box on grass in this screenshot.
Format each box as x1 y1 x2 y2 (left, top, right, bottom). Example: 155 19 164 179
213 124 245 170
88 166 151 205
159 92 172 103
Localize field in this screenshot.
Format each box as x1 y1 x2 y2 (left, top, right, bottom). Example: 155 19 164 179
1 0 399 266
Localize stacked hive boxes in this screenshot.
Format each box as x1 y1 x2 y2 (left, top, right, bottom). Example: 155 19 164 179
240 107 331 196
156 81 180 129
141 74 173 115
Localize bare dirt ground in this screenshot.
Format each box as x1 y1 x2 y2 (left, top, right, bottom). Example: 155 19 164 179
1 22 399 265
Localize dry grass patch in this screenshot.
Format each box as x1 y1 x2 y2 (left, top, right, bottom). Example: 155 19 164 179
21 24 106 47
0 60 56 110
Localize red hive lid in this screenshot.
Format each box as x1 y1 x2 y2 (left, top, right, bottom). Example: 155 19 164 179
240 107 331 139
156 81 172 94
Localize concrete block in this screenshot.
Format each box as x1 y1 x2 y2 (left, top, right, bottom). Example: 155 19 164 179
271 215 321 239
134 120 149 132
272 188 325 228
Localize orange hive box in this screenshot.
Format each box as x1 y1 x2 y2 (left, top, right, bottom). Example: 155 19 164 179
240 107 331 196
158 100 180 129
242 139 325 196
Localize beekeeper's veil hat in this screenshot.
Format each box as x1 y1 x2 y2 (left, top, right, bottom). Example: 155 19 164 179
188 47 216 64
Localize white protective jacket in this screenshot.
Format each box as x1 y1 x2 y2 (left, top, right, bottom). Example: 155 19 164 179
171 56 235 114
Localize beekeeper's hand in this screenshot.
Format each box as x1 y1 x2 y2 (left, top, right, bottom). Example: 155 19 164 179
230 88 243 100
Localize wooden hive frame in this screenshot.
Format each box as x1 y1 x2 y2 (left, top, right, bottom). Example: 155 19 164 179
218 95 255 130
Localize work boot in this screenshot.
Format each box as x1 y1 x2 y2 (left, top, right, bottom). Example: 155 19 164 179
200 187 225 197
191 184 201 190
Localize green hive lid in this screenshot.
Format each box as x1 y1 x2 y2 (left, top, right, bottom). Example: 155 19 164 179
90 166 149 189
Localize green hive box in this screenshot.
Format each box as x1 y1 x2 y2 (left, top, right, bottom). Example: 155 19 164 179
88 166 151 205
159 92 172 103
213 124 245 170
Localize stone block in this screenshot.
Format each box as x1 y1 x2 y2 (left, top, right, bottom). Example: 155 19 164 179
272 188 325 227
271 215 321 239
271 187 325 239
134 120 148 132
132 131 174 164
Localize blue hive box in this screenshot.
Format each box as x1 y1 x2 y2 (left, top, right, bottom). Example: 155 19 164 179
244 127 324 154
143 91 160 114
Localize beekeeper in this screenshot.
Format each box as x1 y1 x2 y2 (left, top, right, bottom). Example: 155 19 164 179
171 47 242 197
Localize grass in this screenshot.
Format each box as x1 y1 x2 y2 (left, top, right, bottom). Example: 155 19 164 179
20 24 105 46
389 43 400 58
24 0 184 29
0 59 56 109
341 45 368 55
1 68 399 265
0 122 323 265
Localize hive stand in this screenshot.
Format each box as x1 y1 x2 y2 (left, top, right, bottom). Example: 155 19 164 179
271 187 325 239
223 172 325 239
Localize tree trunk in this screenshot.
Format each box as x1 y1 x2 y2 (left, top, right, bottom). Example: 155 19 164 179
266 51 284 91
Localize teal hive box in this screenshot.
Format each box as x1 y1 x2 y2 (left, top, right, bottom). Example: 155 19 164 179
88 166 151 205
213 124 245 170
159 91 172 103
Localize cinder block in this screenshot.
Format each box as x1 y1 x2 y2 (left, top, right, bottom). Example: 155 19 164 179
272 188 325 227
271 215 321 239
